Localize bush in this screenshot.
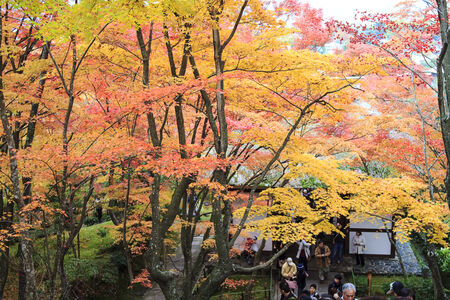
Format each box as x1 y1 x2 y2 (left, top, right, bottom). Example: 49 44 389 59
353 275 433 300
353 275 369 296
438 248 450 273
66 258 100 282
65 258 119 298
110 248 128 269
84 216 98 226
405 276 433 300
211 275 271 299
97 227 108 238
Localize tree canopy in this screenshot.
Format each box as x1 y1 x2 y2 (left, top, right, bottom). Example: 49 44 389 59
0 0 449 299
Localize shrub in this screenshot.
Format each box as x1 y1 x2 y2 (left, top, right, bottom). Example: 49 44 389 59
110 248 128 269
84 216 98 226
353 275 369 296
352 275 432 300
66 258 99 282
97 227 108 238
405 276 433 300
438 248 450 273
65 258 119 298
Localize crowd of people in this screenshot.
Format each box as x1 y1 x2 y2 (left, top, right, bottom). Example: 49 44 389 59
275 221 414 300
279 270 415 300
240 221 417 300
279 271 356 300
289 230 365 283
292 223 367 279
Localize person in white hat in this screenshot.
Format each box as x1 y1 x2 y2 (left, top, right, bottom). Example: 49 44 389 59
281 257 297 280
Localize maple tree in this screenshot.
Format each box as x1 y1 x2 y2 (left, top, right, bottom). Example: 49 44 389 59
329 2 450 298
0 0 449 299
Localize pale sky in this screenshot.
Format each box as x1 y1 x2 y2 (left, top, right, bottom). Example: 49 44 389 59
307 0 399 21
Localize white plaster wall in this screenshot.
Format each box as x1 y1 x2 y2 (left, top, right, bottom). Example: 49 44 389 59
348 231 391 255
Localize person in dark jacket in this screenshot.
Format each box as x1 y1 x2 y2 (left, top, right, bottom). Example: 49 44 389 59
328 274 343 295
331 223 345 264
398 287 415 300
386 281 404 297
280 281 297 299
327 286 340 300
296 263 309 297
95 197 103 223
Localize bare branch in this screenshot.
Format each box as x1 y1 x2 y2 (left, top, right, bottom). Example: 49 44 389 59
221 0 249 50
233 243 291 272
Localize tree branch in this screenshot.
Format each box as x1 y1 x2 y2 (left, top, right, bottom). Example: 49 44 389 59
233 243 291 272
221 0 249 50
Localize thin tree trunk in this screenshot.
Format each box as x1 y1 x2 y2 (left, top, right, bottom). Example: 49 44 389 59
244 239 266 300
424 250 447 300
384 225 407 280
17 246 27 300
0 247 8 300
435 0 450 210
0 12 38 300
107 165 120 225
0 190 11 300
123 160 134 283
412 235 448 300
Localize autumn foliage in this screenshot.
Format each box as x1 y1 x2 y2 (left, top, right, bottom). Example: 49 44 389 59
0 0 448 299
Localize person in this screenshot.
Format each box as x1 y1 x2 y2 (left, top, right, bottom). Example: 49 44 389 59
298 290 312 300
314 240 331 281
302 188 315 208
352 231 365 267
328 274 343 296
296 239 311 271
342 283 356 300
327 286 340 300
359 297 387 300
250 236 259 254
274 240 287 269
282 257 297 281
332 223 345 264
309 284 319 300
280 280 289 291
242 237 256 264
386 281 404 297
296 262 309 297
95 197 102 223
280 281 297 299
398 287 415 300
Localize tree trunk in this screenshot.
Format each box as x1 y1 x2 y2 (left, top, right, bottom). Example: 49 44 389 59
108 203 121 225
412 235 448 300
0 247 8 300
0 190 10 300
123 161 134 284
244 239 266 299
107 165 121 225
17 245 27 300
436 0 450 210
384 225 407 280
196 264 232 300
423 247 447 300
0 18 38 299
